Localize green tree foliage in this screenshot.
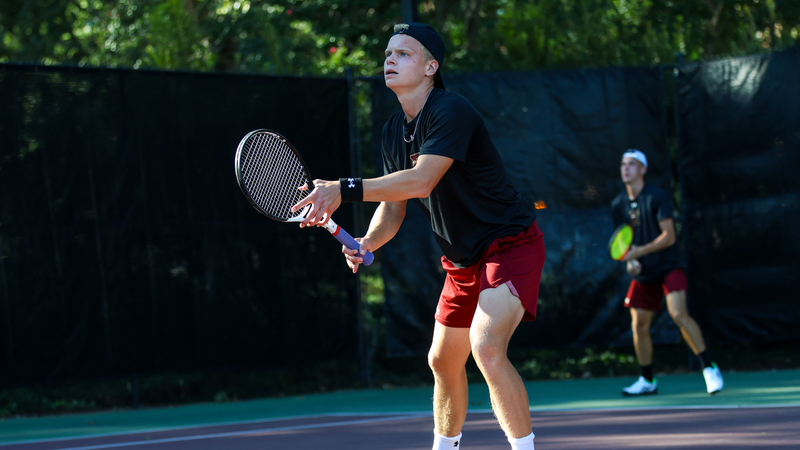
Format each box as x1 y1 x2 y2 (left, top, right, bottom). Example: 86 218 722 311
2 1 798 76
0 0 392 74
444 0 800 71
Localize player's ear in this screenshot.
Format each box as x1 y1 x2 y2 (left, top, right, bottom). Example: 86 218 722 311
426 60 439 77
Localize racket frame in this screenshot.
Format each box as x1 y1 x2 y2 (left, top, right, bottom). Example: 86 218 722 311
234 129 315 222
234 129 374 266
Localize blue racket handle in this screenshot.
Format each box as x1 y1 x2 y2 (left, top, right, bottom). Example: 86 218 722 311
324 219 374 266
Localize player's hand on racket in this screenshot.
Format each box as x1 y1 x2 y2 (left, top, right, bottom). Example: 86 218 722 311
292 179 341 228
623 245 643 262
343 237 374 274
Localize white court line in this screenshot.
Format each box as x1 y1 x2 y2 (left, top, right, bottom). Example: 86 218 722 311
542 403 800 412
0 412 426 447
527 402 800 413
41 415 429 450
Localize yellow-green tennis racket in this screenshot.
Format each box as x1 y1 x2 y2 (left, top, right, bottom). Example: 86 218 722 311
608 224 634 261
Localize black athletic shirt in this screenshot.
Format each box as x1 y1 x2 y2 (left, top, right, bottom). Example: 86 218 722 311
611 184 684 283
381 88 536 268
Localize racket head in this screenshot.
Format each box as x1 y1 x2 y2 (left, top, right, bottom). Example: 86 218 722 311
608 224 634 261
235 129 313 222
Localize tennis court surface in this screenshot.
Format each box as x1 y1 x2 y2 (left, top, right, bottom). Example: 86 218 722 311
1 369 798 449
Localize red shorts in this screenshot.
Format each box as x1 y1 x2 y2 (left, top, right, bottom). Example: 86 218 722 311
435 221 545 328
624 268 687 311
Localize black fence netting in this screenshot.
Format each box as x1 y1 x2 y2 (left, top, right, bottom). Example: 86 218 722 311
0 64 358 385
676 47 800 345
371 67 675 357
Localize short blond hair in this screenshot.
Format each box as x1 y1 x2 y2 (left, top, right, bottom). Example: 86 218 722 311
393 23 435 62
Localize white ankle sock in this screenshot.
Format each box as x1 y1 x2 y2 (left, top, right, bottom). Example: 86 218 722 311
432 431 462 450
508 432 535 450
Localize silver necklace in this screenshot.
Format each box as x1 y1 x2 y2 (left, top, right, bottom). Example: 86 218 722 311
403 88 433 143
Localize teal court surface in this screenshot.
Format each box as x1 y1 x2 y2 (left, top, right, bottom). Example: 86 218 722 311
0 369 798 449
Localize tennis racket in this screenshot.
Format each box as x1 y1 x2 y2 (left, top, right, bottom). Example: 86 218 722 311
608 223 634 261
234 129 374 266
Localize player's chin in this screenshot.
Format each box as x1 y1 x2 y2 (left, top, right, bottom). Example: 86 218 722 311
384 76 402 88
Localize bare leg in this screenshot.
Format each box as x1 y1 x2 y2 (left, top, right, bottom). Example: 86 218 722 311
470 283 531 439
428 322 472 437
666 290 706 354
630 307 654 366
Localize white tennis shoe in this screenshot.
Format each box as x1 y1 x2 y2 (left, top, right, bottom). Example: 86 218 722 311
621 376 658 396
703 362 724 394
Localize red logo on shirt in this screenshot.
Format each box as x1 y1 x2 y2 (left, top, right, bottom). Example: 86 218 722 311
410 153 420 167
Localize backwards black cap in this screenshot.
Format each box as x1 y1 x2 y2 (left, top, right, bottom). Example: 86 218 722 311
392 22 446 90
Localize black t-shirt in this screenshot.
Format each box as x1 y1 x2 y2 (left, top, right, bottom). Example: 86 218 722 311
611 184 684 282
381 88 536 268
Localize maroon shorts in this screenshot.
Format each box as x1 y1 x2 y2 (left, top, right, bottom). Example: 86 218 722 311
435 221 545 328
624 268 687 311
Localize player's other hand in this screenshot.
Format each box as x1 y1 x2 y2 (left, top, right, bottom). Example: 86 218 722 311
343 238 374 274
291 179 341 228
626 259 642 276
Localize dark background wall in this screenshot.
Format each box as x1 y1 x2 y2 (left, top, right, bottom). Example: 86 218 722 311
677 47 800 345
0 65 359 385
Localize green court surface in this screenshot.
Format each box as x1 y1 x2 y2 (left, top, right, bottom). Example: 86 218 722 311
1 369 797 444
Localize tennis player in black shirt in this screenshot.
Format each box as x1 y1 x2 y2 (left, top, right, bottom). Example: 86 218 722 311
612 150 724 396
293 22 543 450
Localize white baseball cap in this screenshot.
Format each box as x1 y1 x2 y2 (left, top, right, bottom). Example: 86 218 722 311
622 149 648 168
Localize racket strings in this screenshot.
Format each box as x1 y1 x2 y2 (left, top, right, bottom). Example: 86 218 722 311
609 225 633 260
240 133 310 220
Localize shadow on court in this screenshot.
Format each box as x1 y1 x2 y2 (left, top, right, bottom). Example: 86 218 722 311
4 407 799 450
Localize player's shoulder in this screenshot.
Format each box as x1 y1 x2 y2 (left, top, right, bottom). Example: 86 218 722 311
386 109 405 125
611 190 628 208
642 183 668 200
426 90 481 130
382 110 405 134
643 183 665 194
431 89 475 112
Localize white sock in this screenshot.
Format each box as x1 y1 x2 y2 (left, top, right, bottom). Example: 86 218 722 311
432 431 462 450
508 432 535 450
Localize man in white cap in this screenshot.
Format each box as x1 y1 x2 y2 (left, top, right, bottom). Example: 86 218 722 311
293 23 543 450
612 149 724 396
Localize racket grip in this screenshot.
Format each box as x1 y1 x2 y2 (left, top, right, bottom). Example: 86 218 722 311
325 220 374 266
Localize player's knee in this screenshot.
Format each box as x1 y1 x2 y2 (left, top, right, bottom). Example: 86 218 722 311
428 350 455 376
427 350 443 373
631 318 650 335
669 310 689 327
470 338 503 373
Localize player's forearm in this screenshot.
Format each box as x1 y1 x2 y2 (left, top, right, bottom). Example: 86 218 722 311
363 201 406 249
639 230 676 256
363 168 436 202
